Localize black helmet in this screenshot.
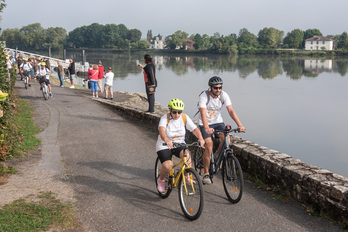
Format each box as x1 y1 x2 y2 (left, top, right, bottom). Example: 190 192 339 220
208 76 223 86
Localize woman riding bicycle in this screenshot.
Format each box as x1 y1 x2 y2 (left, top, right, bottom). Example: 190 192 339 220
156 98 205 193
36 62 52 97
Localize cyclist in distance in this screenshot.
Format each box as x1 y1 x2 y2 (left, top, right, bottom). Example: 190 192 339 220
198 76 245 185
20 58 33 87
36 62 52 97
156 98 205 193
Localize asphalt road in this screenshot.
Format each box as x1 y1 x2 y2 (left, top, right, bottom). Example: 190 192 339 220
15 78 344 232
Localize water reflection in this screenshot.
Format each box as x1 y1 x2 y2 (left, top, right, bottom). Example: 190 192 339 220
63 51 348 80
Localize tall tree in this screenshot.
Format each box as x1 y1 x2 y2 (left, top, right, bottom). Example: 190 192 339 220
238 28 258 49
127 29 142 43
258 27 284 48
337 32 348 49
166 30 188 49
283 29 304 48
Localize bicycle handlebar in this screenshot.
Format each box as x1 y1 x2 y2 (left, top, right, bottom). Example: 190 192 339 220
214 125 246 134
162 141 200 149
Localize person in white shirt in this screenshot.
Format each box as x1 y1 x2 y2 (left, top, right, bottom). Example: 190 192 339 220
156 98 204 193
103 67 114 100
36 62 52 96
20 58 33 87
198 76 245 185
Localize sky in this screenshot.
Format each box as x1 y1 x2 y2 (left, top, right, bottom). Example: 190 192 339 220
1 0 347 38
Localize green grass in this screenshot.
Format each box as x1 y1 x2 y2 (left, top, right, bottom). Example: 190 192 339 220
10 98 41 155
0 192 79 232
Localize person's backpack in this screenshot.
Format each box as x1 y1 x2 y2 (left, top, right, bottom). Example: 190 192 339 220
194 90 224 117
166 113 187 126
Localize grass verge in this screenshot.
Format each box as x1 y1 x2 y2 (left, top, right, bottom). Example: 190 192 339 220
0 192 80 231
0 97 41 176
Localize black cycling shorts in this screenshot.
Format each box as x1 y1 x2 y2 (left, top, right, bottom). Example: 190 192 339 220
157 147 184 163
39 77 50 85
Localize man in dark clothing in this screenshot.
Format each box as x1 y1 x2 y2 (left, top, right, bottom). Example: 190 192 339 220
68 59 76 88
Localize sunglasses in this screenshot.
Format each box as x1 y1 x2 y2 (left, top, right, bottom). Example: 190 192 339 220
172 110 182 114
212 86 222 90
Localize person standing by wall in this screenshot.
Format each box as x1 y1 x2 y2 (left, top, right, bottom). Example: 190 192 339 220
87 64 99 98
98 61 104 93
67 59 76 88
104 67 114 100
57 61 64 87
16 53 23 79
138 54 157 113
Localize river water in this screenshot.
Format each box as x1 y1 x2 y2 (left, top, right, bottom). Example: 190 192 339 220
60 51 348 178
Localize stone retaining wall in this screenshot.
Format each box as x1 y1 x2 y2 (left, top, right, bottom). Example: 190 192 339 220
95 92 348 226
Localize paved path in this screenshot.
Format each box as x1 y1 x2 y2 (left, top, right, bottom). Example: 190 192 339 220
10 78 344 231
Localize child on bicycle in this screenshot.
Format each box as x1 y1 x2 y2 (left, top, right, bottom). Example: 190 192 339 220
156 98 205 193
198 76 245 185
36 62 52 97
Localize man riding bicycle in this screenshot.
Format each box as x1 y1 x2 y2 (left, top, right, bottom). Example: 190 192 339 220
36 62 52 97
20 58 33 87
198 76 245 185
156 98 205 193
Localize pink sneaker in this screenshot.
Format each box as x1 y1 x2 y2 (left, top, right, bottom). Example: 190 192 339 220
157 178 165 193
186 175 196 185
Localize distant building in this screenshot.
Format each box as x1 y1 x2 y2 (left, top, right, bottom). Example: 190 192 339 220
147 30 152 43
305 36 333 51
149 35 165 49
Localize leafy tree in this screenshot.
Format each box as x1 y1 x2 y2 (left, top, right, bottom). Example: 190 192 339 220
337 32 348 49
127 29 142 43
238 28 258 49
137 39 150 49
192 33 203 50
166 30 188 49
283 29 304 49
44 27 67 49
258 27 284 48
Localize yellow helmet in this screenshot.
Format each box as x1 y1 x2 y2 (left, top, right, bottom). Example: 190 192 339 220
41 62 46 66
168 98 185 110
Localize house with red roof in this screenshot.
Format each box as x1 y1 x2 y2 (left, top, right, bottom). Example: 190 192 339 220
305 36 333 51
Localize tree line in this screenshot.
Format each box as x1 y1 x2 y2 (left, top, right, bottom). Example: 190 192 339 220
1 22 348 54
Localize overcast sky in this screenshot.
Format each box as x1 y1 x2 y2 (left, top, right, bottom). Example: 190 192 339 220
1 0 347 38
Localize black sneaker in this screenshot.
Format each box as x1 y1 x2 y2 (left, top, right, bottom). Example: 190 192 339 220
29 84 31 87
110 98 113 100
104 97 108 99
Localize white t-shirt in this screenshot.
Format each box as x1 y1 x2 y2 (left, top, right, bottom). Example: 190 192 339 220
104 72 114 86
36 68 50 79
197 90 232 125
20 63 32 71
156 113 197 152
6 60 12 69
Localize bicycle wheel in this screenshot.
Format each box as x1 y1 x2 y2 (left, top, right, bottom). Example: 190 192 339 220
24 77 28 89
154 157 172 198
222 152 244 203
193 146 205 175
42 83 49 100
178 168 204 220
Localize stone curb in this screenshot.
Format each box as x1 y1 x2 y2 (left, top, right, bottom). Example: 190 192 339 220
91 91 347 226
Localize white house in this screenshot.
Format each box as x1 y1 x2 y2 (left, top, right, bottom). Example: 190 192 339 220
149 35 165 49
305 36 333 51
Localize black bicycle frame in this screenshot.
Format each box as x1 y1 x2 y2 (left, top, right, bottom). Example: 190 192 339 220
210 132 231 174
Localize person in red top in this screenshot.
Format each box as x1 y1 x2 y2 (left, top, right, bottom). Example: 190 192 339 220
88 64 100 98
98 61 104 93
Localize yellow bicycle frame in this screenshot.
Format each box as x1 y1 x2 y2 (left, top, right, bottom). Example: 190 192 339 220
168 155 196 195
